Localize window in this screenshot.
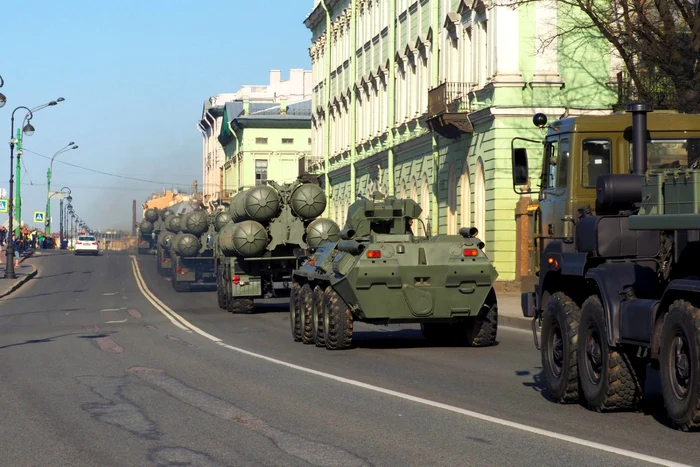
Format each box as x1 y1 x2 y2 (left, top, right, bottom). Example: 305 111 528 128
255 138 268 144
581 139 612 187
544 138 569 190
629 138 700 170
255 159 268 186
78 236 96 242
308 138 312 144
556 139 570 189
282 138 294 144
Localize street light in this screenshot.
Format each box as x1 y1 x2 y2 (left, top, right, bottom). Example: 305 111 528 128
46 142 78 235
5 105 35 279
0 74 6 109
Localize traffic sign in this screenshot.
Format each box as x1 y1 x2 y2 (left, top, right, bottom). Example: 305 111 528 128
33 211 45 223
0 199 7 213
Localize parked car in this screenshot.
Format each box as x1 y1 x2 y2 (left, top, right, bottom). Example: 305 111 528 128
74 235 99 256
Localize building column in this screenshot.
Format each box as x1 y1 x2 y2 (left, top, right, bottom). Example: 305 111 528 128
491 6 524 84
532 1 563 85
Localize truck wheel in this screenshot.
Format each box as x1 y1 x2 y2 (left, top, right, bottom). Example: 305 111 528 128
216 272 227 310
172 279 190 292
578 295 644 412
465 289 498 347
229 298 254 314
324 287 353 350
541 292 581 404
300 284 314 344
290 281 302 342
659 299 700 431
312 285 326 347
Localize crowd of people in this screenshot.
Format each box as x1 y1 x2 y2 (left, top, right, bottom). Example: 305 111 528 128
0 226 56 267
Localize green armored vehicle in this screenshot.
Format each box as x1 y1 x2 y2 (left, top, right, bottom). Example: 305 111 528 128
137 208 160 255
289 193 499 350
215 179 341 314
169 208 217 292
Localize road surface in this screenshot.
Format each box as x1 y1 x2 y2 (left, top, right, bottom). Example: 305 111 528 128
0 250 696 467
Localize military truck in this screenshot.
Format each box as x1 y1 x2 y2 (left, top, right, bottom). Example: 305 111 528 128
215 179 340 314
289 193 499 350
155 209 177 277
137 208 160 254
511 108 700 292
170 209 217 292
514 103 700 431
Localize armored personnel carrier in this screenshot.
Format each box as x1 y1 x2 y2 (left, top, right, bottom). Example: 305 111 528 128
289 193 499 350
215 179 340 314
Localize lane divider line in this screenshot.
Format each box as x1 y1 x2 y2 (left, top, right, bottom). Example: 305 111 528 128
129 258 188 331
130 256 220 341
128 255 691 467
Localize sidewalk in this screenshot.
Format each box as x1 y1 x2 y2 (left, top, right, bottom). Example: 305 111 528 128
497 292 532 331
0 248 37 299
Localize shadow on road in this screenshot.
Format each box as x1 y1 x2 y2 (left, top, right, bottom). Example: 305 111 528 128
1 289 88 301
351 329 501 350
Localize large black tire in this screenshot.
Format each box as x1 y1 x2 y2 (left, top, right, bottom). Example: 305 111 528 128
659 299 700 431
138 248 148 255
541 291 581 404
290 281 302 342
312 285 326 347
216 264 227 310
578 295 644 412
172 279 190 292
229 297 254 314
324 287 353 350
464 289 498 347
300 284 314 344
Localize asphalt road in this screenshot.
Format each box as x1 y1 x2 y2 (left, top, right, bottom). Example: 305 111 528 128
0 251 697 467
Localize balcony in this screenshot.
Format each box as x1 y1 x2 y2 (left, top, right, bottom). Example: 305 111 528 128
427 82 474 139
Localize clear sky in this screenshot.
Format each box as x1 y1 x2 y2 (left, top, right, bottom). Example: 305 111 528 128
1 0 314 231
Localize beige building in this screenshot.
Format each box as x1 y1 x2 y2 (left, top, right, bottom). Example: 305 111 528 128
197 69 313 205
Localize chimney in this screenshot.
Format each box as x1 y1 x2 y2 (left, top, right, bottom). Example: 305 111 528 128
132 200 137 236
269 70 281 87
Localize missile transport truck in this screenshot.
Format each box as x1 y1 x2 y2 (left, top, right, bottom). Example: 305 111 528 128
215 180 340 314
516 103 700 431
169 209 217 292
137 208 161 255
289 193 499 350
155 209 177 277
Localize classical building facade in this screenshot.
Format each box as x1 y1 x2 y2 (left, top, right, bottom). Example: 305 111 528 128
305 0 621 280
198 69 313 205
218 99 315 193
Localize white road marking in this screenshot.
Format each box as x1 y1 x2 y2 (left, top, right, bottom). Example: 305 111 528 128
100 308 121 312
102 292 118 296
129 258 188 331
128 255 692 467
105 319 127 323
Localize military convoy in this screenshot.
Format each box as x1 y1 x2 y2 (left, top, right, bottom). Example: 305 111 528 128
214 180 341 314
289 193 499 350
137 208 161 255
514 103 700 431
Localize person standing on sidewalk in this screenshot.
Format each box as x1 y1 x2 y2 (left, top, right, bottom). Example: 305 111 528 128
11 234 20 268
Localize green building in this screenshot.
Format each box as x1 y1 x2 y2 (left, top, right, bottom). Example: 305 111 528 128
305 0 620 281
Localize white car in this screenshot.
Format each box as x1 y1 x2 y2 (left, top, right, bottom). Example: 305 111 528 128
74 235 99 256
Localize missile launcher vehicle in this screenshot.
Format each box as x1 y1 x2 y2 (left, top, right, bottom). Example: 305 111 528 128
137 208 160 254
215 179 341 314
155 208 178 277
289 193 499 350
169 208 218 292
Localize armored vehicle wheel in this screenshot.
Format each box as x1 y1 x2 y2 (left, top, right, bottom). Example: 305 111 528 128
464 290 498 347
541 292 581 404
300 284 314 344
324 287 353 350
659 299 700 431
229 298 254 314
577 295 644 412
290 281 302 342
216 272 227 310
312 285 326 347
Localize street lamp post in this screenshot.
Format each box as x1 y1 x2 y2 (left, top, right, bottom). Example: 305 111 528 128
59 187 71 249
15 97 64 237
5 106 35 279
0 74 6 108
46 143 77 235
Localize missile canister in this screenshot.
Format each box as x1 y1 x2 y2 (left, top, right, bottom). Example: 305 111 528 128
219 220 269 257
144 208 159 223
159 231 174 248
232 185 281 223
290 183 327 220
173 233 201 256
305 218 341 247
184 210 209 236
139 219 154 235
214 211 231 232
162 209 175 221
165 215 182 233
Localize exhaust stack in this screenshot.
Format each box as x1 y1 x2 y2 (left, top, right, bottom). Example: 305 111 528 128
626 102 653 175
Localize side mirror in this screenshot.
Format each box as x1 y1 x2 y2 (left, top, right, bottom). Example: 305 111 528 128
512 148 529 186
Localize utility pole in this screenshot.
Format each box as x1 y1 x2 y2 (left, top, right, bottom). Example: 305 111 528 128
15 127 21 236
131 200 137 236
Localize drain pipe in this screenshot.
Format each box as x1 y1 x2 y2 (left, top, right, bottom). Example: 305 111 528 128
350 0 357 200
320 0 333 207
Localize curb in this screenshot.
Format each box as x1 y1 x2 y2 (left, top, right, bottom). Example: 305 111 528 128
500 314 533 332
0 264 37 299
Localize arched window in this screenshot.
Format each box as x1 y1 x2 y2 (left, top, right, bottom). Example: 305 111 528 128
400 179 406 199
447 165 458 235
460 164 471 230
474 158 486 249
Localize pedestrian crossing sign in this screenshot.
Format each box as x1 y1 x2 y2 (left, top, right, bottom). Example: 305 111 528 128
0 199 7 213
33 211 45 223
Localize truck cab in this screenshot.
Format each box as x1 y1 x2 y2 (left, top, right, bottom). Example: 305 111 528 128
511 111 700 288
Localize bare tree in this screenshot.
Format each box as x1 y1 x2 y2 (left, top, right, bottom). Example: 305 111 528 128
496 0 700 112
